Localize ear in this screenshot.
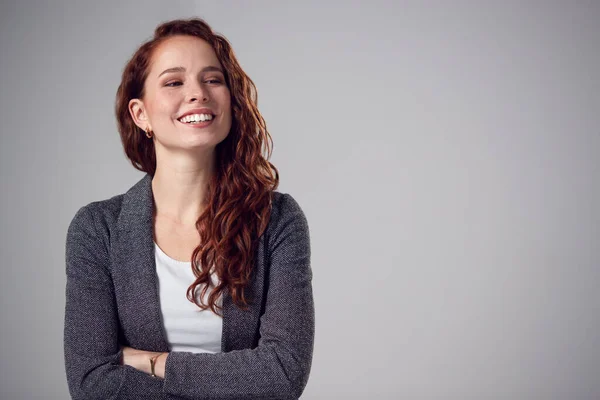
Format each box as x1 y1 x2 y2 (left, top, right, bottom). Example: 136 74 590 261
128 98 151 131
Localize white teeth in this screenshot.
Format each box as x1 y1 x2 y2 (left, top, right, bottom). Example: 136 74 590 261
179 113 213 123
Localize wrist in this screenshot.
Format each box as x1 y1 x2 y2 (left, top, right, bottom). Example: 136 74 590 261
148 352 162 377
156 352 168 376
149 352 168 378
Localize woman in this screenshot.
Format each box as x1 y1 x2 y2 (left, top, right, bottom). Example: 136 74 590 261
64 17 314 400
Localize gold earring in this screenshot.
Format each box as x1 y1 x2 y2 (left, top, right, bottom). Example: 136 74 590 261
145 127 153 139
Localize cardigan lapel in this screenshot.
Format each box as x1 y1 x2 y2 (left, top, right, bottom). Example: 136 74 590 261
113 173 260 354
113 173 171 352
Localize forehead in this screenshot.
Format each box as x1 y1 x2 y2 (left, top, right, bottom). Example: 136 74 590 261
149 35 221 77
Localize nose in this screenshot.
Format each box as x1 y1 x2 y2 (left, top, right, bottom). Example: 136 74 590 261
186 80 209 103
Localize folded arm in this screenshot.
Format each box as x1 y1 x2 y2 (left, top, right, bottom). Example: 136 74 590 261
64 205 170 399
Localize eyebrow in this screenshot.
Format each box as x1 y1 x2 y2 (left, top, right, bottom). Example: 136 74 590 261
157 66 223 78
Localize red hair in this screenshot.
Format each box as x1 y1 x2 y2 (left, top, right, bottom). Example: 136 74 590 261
114 17 279 315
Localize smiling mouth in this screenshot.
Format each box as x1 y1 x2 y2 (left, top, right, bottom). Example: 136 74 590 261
177 116 215 128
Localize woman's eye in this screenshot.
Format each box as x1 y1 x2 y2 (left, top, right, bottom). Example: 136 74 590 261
206 79 222 84
165 81 182 87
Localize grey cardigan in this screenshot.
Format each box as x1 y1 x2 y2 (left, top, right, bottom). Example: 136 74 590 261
64 173 314 400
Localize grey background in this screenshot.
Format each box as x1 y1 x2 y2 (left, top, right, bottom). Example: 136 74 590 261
0 1 598 399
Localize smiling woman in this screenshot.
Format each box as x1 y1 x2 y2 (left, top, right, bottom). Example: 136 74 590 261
128 35 233 153
64 17 314 400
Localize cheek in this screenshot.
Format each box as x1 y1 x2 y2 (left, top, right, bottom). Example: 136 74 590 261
153 89 178 105
154 98 179 117
221 93 232 117
218 86 231 106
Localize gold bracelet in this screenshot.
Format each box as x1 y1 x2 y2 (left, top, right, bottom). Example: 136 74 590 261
149 353 162 378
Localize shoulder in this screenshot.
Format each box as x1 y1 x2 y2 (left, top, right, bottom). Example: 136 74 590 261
69 193 124 230
65 193 126 284
267 191 310 251
66 192 125 252
270 191 309 228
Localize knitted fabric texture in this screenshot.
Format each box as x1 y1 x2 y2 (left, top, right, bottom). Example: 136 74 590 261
64 173 314 399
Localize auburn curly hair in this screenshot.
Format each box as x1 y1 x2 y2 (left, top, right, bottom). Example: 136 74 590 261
114 17 279 316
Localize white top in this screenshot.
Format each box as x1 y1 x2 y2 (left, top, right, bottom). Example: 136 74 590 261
154 241 223 354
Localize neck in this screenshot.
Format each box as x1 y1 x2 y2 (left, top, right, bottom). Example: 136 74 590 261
151 153 215 227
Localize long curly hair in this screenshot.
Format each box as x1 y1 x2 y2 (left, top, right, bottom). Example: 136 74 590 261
114 17 279 316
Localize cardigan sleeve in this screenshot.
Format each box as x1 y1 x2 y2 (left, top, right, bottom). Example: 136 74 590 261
160 193 315 399
64 205 175 400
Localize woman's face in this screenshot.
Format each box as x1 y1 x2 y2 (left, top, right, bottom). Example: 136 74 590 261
129 35 232 153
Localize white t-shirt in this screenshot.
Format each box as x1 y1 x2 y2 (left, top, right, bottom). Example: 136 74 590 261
154 241 223 354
